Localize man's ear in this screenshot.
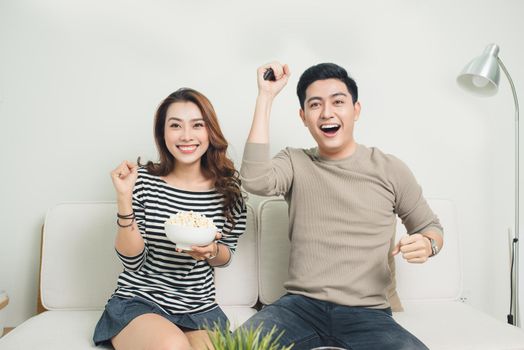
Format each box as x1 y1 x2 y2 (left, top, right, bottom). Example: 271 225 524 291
299 108 307 126
354 101 361 121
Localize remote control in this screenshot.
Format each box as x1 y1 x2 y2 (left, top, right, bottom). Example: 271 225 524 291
263 68 276 81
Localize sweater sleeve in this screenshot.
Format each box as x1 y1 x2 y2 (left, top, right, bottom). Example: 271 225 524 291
240 143 294 196
115 170 149 271
391 157 444 237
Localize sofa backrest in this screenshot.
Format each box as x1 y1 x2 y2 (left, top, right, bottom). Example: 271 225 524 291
40 201 258 310
40 198 461 310
215 203 258 307
394 199 462 302
257 198 462 306
40 202 121 310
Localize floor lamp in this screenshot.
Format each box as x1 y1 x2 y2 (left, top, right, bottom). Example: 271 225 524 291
457 43 520 326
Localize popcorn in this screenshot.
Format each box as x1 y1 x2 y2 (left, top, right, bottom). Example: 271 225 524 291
166 211 216 229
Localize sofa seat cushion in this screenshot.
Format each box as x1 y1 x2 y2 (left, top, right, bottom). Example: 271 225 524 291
0 311 103 350
0 307 257 350
221 306 258 330
394 301 524 349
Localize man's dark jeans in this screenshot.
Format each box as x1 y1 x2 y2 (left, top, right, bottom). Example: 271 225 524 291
238 294 429 350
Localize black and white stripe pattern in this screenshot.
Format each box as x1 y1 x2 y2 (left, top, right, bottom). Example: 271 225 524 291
113 167 246 314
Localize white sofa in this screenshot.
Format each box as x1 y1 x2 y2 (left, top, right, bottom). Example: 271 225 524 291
1 196 524 349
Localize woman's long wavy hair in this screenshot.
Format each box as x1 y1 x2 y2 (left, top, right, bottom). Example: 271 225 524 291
139 88 242 225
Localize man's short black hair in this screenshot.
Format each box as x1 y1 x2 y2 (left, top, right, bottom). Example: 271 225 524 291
296 63 358 109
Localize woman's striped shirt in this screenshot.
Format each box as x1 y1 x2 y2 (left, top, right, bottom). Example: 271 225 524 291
112 167 247 314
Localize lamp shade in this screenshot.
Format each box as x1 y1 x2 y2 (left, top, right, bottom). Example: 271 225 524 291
457 43 501 96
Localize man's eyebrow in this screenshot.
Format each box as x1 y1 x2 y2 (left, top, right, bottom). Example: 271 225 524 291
305 96 322 104
331 92 348 98
305 92 348 104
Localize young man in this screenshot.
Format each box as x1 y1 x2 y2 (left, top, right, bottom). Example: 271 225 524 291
239 62 443 350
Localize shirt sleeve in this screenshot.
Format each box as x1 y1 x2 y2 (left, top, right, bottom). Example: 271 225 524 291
240 143 294 196
115 170 149 271
391 157 444 237
217 195 247 255
115 247 148 271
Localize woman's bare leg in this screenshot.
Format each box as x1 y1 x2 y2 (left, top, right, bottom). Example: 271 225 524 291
111 313 191 350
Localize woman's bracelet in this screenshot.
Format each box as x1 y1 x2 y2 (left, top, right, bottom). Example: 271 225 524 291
117 212 135 219
117 218 135 228
117 212 135 228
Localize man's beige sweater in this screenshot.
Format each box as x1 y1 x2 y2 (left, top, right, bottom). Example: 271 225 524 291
241 143 443 309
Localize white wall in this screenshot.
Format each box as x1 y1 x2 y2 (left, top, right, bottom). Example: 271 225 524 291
1 0 523 327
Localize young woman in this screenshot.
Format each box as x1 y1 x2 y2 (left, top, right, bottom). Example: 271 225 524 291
93 88 246 350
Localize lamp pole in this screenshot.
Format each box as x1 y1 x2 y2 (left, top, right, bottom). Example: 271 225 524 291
498 57 520 327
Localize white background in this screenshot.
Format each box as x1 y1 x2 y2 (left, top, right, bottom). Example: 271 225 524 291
1 0 523 327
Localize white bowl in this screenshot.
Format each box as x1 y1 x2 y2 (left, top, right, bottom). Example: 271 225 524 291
164 223 216 251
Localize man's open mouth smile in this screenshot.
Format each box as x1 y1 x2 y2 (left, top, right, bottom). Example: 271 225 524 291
319 123 341 137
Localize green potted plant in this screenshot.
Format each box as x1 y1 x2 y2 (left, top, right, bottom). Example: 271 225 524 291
206 322 294 350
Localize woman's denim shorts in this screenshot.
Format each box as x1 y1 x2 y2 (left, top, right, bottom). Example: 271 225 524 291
93 296 229 346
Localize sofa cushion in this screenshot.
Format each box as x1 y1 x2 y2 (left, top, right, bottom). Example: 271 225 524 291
257 198 403 311
0 308 257 349
41 201 258 310
215 202 258 307
41 202 121 310
394 199 462 301
0 311 104 350
394 301 524 349
256 199 290 306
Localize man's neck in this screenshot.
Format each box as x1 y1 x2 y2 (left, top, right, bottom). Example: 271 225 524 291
318 141 358 160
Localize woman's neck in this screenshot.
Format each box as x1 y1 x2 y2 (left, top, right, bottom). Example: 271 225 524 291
164 163 214 191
